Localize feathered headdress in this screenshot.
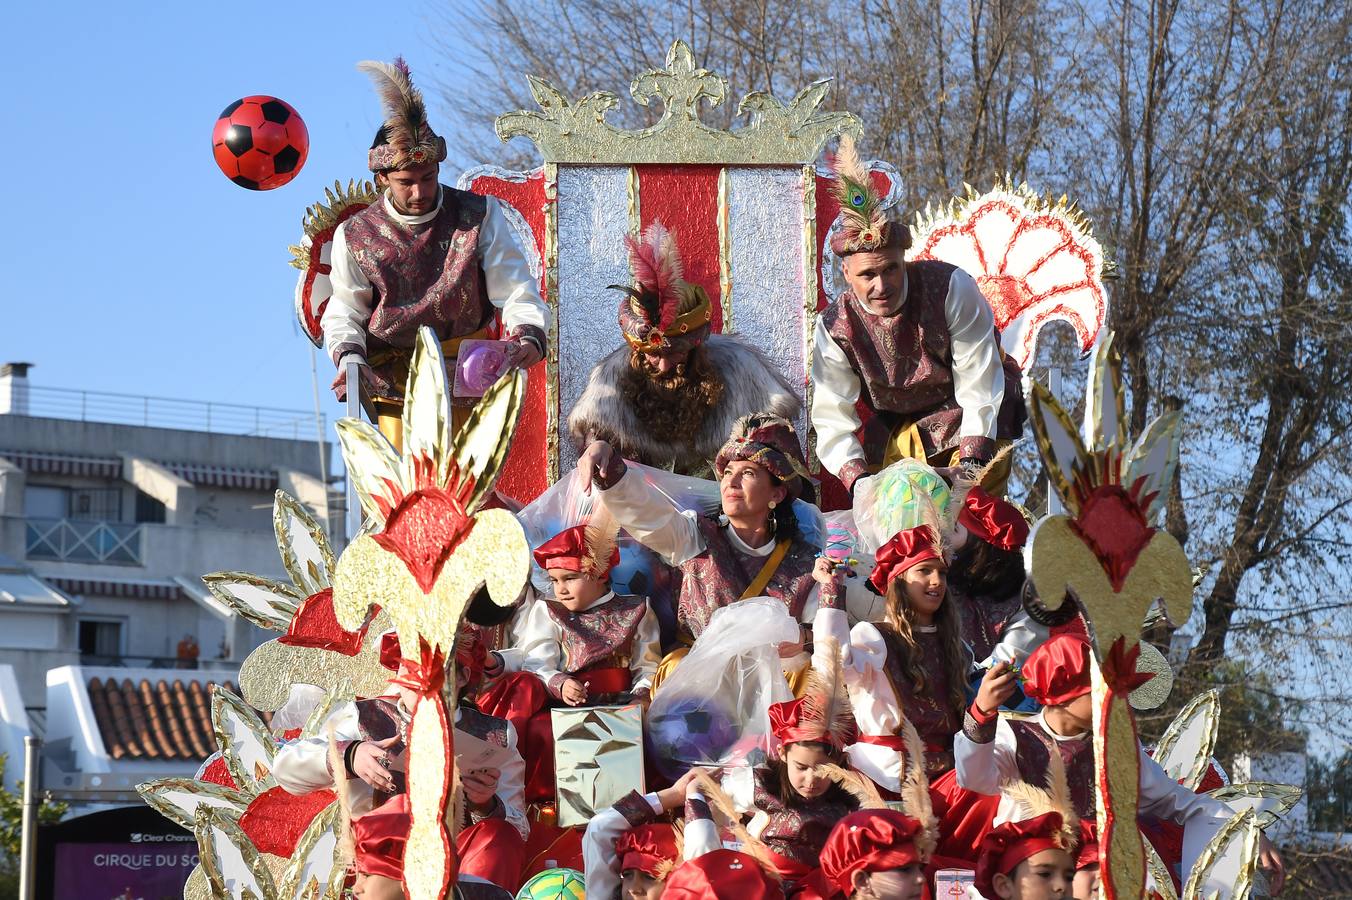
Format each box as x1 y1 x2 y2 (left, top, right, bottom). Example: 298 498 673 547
769 638 854 748
358 57 447 172
612 222 712 353
531 502 622 579
828 134 906 256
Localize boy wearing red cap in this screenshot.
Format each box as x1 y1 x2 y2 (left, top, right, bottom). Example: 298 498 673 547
973 812 1076 900
819 809 929 899
519 511 662 706
274 631 529 891
486 509 661 801
957 634 1284 891
947 486 1046 669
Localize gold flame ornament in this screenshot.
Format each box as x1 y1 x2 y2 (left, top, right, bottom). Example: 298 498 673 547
330 326 531 899
1025 331 1191 899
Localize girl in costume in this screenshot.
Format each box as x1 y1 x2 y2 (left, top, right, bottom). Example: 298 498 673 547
481 505 662 803
812 520 970 785
708 653 876 895
578 414 823 686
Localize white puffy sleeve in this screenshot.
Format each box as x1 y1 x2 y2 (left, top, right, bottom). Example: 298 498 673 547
516 600 566 686
809 315 867 478
599 467 706 565
322 223 374 365
479 197 550 340
630 604 663 692
943 268 1005 451
495 720 530 840
954 715 1020 796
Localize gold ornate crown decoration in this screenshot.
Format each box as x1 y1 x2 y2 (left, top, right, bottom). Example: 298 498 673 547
495 39 860 165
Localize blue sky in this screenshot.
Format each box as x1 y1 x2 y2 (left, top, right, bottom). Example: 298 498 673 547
1 1 474 421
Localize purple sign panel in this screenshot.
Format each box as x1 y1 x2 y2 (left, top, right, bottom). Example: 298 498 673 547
52 840 198 900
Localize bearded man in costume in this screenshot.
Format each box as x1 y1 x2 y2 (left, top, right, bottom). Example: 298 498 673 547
322 58 550 449
568 223 799 475
811 136 1025 494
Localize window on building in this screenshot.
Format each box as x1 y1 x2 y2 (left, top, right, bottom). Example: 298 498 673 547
134 489 166 524
77 619 123 658
68 487 121 522
23 485 67 519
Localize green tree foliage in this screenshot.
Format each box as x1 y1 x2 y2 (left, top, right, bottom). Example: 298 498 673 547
0 753 67 895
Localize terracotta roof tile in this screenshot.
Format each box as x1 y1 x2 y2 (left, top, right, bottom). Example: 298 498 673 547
87 676 268 763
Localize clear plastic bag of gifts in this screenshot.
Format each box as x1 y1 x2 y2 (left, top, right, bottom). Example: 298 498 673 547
552 702 645 827
645 596 798 779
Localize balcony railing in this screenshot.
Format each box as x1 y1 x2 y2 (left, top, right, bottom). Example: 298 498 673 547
9 384 322 439
25 518 143 565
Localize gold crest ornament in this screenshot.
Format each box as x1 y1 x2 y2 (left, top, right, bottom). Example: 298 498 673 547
201 490 392 712
1025 331 1190 898
330 326 531 899
497 40 858 165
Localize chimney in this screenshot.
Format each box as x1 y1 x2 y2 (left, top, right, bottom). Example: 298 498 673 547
0 363 33 415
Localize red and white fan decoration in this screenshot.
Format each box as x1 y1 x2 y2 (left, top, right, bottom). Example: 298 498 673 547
910 182 1109 371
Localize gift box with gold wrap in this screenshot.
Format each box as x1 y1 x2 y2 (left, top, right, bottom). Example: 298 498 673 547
552 703 645 827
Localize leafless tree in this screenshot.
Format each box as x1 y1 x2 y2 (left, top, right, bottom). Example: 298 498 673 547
434 0 1352 763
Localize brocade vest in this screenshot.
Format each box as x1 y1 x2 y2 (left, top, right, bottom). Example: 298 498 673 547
545 594 649 674
819 260 1025 461
675 518 818 638
343 187 492 389
1009 718 1096 820
954 585 1024 665
877 625 962 775
751 767 859 868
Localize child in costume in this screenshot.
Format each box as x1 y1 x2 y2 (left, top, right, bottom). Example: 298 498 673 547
714 663 864 894
957 633 1285 890
581 767 723 899
973 813 1077 900
484 507 662 803
946 485 1045 669
274 631 529 891
818 808 932 899
813 522 971 786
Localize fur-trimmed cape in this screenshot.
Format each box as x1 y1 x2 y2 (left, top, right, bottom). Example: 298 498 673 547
567 334 801 473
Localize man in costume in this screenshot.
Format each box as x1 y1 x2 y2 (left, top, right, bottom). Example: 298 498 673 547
568 223 800 475
322 58 549 449
810 135 1025 493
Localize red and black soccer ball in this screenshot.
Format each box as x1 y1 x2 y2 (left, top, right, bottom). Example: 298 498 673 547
212 96 309 191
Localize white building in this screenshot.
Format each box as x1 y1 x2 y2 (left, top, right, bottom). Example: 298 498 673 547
0 360 337 722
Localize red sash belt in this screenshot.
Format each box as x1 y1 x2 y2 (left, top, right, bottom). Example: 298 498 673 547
854 734 954 775
576 666 631 696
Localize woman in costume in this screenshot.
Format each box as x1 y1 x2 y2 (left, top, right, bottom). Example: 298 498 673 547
577 413 822 683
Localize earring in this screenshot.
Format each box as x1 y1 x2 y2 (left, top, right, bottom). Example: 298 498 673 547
768 500 777 510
